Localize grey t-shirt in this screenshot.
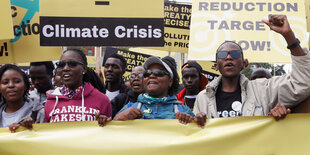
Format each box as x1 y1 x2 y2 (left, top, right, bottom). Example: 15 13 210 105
1 102 31 127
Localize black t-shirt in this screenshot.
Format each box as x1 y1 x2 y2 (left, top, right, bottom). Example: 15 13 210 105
216 83 242 117
184 97 196 110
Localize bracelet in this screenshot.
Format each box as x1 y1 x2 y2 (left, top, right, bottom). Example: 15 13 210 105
287 38 300 49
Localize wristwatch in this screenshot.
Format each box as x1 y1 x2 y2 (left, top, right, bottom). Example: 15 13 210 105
287 38 300 49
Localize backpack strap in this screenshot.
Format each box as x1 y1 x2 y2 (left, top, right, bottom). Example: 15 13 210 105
137 102 142 110
131 102 182 114
127 102 133 107
175 104 184 113
127 102 142 109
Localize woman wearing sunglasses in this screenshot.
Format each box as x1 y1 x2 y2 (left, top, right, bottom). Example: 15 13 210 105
0 64 44 132
44 49 111 125
113 57 206 127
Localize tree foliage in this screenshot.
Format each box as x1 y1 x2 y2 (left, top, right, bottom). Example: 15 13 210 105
241 63 286 79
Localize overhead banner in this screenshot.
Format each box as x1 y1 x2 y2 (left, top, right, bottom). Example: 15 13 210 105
0 0 14 40
0 0 62 64
148 3 191 53
0 114 310 154
39 0 164 46
103 47 152 81
188 0 308 63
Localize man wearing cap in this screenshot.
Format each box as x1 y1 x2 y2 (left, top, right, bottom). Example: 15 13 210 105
177 61 208 110
192 14 310 120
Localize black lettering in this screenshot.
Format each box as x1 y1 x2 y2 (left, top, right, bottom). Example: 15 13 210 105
14 25 21 36
27 20 32 35
0 43 8 57
11 6 17 18
21 21 27 36
32 23 40 34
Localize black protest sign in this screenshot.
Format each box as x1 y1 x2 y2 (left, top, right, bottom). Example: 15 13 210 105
147 2 191 53
40 17 164 46
164 3 191 30
202 70 219 82
103 47 152 80
39 0 165 47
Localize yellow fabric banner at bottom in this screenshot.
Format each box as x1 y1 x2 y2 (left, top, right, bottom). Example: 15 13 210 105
0 114 309 155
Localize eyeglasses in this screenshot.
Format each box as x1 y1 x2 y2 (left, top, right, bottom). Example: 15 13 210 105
143 69 169 78
130 73 144 79
56 61 84 68
217 50 242 59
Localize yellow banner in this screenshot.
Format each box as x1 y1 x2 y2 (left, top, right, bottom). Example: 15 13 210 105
0 0 61 64
0 0 14 40
188 0 308 63
40 0 163 18
0 114 309 154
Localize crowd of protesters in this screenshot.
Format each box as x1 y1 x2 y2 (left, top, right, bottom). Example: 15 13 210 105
0 14 310 132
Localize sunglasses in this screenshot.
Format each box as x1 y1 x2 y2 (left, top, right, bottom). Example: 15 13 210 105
56 61 84 68
130 73 144 79
217 50 242 59
143 69 169 78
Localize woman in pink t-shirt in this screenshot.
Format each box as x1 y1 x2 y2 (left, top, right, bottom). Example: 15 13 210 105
45 49 111 124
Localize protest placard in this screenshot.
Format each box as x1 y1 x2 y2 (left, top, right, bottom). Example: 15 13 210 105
188 0 308 63
0 0 14 40
148 2 191 53
39 0 164 47
0 0 62 64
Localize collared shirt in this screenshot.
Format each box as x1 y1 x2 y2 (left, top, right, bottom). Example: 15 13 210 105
60 85 83 98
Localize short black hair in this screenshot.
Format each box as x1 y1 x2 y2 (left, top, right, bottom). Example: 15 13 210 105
0 64 30 102
30 61 55 75
104 53 126 71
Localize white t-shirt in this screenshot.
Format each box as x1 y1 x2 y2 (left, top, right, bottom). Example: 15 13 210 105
1 102 30 127
106 90 120 101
